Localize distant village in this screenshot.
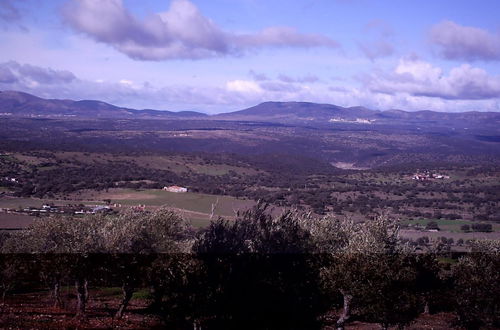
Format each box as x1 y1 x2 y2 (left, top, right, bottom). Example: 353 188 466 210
2 177 19 183
329 118 375 124
1 203 113 216
412 170 450 181
163 185 188 193
0 185 189 219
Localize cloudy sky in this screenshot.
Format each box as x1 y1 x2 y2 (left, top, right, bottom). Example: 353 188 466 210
1 0 500 113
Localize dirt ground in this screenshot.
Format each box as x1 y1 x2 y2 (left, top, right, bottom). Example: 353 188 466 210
0 290 163 329
0 289 463 329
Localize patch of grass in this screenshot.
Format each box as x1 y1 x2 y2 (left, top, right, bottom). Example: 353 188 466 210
98 287 122 297
0 198 47 209
189 217 211 228
402 218 476 232
132 289 151 300
0 197 103 209
438 257 458 265
95 287 151 299
102 189 253 217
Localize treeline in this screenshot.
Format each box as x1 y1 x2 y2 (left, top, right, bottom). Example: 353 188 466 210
1 206 499 329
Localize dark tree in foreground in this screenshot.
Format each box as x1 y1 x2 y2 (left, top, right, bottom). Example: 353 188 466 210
317 216 421 329
2 216 109 318
453 240 500 329
103 208 192 319
0 209 194 320
192 204 329 329
0 205 499 329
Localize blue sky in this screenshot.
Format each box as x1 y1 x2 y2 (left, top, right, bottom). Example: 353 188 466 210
1 0 500 113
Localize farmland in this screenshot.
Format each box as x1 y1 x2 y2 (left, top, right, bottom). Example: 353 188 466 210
0 189 257 229
2 0 500 325
0 99 499 330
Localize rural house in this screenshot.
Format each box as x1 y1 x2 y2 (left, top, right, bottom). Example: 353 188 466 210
163 185 188 193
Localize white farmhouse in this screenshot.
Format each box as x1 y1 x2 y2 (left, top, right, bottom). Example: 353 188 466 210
163 185 188 193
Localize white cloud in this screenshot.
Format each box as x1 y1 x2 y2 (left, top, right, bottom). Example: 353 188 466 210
363 57 500 100
0 61 76 85
430 20 500 61
62 0 339 61
119 79 133 85
226 80 263 94
2 60 500 113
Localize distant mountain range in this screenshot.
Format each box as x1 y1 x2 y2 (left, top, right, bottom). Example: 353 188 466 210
215 101 500 128
215 101 374 120
1 90 500 128
0 90 207 119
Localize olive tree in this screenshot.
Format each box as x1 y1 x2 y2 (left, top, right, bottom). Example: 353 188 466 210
2 215 109 318
101 207 193 319
192 204 329 329
314 216 420 330
453 240 500 329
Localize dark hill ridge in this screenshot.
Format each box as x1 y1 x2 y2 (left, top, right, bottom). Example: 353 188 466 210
1 91 500 128
219 101 500 128
0 90 207 119
216 101 376 120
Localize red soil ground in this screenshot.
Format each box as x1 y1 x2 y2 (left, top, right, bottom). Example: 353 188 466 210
0 289 461 329
0 290 163 329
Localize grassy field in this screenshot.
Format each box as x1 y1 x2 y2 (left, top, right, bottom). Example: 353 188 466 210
87 188 252 215
402 218 500 232
400 229 500 241
0 197 58 209
0 197 104 209
0 189 257 228
15 151 261 177
75 188 257 227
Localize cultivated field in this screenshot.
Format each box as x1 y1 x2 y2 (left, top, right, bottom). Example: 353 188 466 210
0 189 257 228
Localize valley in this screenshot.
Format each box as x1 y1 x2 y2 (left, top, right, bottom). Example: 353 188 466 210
1 93 499 249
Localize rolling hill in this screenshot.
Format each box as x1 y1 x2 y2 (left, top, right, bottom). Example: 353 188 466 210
0 90 207 119
1 90 500 130
218 101 500 128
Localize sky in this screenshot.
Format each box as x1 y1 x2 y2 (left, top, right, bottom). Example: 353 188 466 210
1 0 500 114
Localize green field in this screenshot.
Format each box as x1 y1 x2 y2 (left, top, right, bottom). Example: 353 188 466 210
402 218 500 233
0 189 257 228
21 152 260 177
76 188 257 227
94 188 255 216
0 197 104 209
0 197 59 209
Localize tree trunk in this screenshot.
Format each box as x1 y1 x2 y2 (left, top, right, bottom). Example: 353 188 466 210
53 280 63 308
83 279 89 303
75 278 87 319
148 284 164 312
423 299 430 314
115 282 134 319
0 289 6 313
336 290 353 330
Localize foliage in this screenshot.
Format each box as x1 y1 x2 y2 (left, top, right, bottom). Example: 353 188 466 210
453 240 500 329
192 203 329 329
0 207 499 329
